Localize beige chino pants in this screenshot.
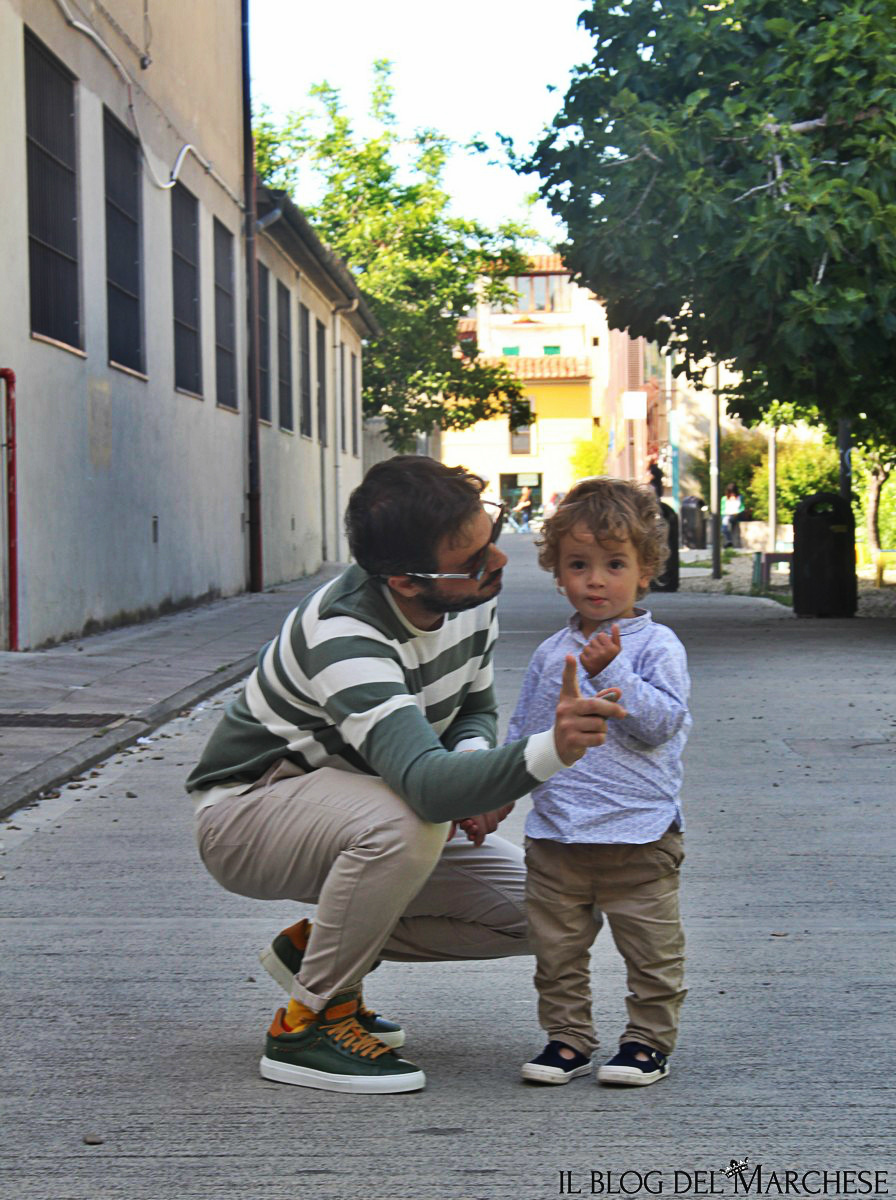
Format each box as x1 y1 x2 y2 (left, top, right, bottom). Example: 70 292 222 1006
525 829 686 1058
196 764 530 1011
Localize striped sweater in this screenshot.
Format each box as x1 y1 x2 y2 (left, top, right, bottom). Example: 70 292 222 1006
186 565 563 822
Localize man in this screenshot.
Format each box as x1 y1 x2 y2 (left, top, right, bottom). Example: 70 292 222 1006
187 456 625 1094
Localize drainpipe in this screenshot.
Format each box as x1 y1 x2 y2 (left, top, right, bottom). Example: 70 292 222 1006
0 369 18 651
331 299 359 559
241 0 263 591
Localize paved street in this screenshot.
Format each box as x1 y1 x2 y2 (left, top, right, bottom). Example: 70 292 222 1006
1 536 894 1200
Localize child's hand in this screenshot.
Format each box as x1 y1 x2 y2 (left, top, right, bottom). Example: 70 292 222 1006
581 624 621 677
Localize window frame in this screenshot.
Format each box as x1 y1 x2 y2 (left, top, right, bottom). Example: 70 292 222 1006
213 218 237 410
257 262 271 422
299 303 312 437
316 319 328 446
25 29 82 351
276 280 293 431
171 181 202 395
103 108 144 373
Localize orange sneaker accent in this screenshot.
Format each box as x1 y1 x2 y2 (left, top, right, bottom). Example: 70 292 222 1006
322 997 358 1023
283 997 317 1032
282 918 312 953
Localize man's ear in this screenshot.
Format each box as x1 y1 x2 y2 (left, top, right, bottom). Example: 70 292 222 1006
386 574 423 600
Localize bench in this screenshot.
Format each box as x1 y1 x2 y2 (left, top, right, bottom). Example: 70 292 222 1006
752 551 794 589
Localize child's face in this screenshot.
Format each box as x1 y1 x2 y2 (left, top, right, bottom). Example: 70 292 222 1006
555 523 650 636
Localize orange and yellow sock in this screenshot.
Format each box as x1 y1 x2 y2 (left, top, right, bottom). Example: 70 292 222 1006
283 997 317 1032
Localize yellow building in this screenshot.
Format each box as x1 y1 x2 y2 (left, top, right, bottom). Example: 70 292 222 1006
443 255 621 514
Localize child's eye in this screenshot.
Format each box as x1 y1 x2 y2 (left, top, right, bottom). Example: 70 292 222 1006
608 560 626 570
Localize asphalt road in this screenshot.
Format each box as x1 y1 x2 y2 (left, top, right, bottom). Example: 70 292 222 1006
1 536 894 1200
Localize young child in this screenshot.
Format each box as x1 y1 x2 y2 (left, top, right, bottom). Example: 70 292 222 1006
509 477 691 1087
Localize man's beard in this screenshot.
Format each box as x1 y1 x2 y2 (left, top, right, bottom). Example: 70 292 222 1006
416 570 503 614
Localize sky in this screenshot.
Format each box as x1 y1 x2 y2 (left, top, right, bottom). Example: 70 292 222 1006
248 0 595 246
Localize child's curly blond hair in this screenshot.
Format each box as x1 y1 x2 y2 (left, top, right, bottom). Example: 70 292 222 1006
537 477 669 599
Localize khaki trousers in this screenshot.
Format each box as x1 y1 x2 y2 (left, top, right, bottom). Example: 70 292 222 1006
196 764 529 1011
524 830 686 1058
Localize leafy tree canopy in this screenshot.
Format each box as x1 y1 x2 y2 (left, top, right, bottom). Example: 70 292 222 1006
255 62 534 450
527 0 896 444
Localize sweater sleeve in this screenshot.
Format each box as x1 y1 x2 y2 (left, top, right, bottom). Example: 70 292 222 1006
314 650 563 822
581 636 689 748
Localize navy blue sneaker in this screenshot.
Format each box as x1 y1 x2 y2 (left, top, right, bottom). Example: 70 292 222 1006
597 1042 669 1086
521 1041 592 1085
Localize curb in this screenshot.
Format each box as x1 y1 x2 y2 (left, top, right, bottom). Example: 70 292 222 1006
0 651 257 821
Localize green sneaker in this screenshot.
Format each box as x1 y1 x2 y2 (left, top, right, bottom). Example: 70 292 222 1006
258 919 405 1048
259 994 425 1094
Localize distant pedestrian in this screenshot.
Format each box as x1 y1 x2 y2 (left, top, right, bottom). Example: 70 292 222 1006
647 458 664 500
509 485 533 532
509 477 691 1088
722 483 744 547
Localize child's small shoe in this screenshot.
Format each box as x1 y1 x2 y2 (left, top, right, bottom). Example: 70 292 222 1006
596 1042 669 1086
521 1041 592 1085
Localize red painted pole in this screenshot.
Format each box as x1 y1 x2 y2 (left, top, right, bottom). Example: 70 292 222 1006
0 368 17 651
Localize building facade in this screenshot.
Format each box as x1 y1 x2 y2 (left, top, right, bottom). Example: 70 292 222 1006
0 0 375 648
441 255 736 516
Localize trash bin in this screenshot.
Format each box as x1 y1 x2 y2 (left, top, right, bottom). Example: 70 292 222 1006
652 502 679 593
792 491 857 617
680 496 706 549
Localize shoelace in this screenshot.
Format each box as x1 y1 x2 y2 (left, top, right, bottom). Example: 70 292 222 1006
325 1016 392 1059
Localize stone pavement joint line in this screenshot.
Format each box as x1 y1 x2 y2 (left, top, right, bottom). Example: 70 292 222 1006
0 566 342 819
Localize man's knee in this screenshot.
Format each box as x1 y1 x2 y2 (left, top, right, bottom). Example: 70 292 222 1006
376 808 450 878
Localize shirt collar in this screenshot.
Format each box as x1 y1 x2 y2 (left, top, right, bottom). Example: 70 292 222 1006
567 607 650 643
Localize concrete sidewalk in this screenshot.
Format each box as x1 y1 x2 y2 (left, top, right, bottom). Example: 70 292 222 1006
0 565 342 818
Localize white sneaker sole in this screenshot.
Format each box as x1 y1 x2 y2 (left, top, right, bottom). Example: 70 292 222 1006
257 945 406 1049
521 1061 592 1085
596 1064 669 1086
260 1055 425 1094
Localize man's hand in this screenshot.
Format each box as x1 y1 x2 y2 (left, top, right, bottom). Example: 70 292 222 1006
554 654 626 766
456 803 515 848
581 623 622 677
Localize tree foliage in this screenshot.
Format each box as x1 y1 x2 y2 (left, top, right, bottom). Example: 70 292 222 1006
527 0 896 445
693 429 767 506
570 429 611 480
747 438 840 522
255 64 533 451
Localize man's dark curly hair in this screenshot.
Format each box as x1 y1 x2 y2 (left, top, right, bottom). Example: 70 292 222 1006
537 477 669 599
345 456 486 576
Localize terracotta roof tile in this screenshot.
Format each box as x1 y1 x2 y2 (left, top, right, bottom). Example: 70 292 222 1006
527 253 567 274
482 355 592 381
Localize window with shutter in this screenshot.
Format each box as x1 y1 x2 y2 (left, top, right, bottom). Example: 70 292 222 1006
25 30 81 349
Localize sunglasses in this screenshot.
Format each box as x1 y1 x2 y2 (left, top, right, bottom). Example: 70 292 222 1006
407 501 506 581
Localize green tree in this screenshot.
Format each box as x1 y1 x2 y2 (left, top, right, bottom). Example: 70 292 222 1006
692 429 767 508
255 64 533 450
526 0 896 442
570 429 611 480
747 439 840 522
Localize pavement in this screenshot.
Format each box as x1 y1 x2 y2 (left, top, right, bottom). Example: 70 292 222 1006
1 537 895 1200
0 564 343 820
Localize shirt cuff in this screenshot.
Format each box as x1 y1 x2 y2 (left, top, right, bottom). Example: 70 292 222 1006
452 737 491 753
524 728 566 782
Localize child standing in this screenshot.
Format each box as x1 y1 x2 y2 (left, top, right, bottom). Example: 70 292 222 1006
509 477 691 1087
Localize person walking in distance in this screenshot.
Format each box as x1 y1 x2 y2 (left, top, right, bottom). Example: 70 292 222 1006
510 477 691 1088
187 456 625 1094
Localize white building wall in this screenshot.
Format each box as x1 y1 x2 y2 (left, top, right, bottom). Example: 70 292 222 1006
0 1 367 647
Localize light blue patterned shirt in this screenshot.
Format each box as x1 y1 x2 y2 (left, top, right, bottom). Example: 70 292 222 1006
505 608 692 844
